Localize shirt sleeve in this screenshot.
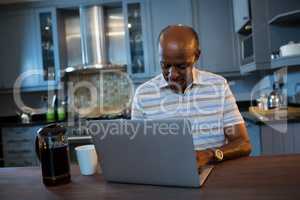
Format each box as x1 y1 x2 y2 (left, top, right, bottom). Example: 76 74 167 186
223 81 244 127
131 89 145 120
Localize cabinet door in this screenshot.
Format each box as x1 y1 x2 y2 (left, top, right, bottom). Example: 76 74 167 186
35 8 60 89
267 0 300 21
0 10 40 89
149 0 193 76
2 126 41 167
260 123 300 155
124 0 153 78
289 123 300 154
246 121 261 156
193 0 238 73
232 0 250 32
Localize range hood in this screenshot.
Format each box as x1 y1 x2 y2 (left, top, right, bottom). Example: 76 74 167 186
63 4 128 74
79 6 107 67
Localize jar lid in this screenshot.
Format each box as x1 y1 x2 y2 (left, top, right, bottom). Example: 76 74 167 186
37 123 66 137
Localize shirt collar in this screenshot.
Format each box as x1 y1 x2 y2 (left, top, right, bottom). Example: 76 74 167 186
159 67 205 89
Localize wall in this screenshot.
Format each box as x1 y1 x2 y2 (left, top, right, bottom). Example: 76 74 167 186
228 74 263 101
230 66 300 103
287 70 300 97
0 91 48 117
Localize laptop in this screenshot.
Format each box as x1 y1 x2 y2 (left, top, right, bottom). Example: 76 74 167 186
90 119 213 188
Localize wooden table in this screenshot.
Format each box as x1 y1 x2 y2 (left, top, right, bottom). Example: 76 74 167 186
1 155 300 200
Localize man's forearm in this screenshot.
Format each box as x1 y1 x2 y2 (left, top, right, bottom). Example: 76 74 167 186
196 139 251 166
196 123 252 167
218 138 251 161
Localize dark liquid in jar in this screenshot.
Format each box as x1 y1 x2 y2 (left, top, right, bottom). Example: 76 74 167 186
40 144 71 186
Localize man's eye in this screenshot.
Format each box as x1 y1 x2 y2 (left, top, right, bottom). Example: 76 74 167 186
161 63 171 69
177 64 186 69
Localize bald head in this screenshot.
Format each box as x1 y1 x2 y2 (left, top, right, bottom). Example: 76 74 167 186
159 25 200 58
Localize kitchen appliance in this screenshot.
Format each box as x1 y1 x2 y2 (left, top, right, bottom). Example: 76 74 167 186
35 124 71 186
241 34 254 65
279 41 300 57
267 83 283 109
79 6 107 66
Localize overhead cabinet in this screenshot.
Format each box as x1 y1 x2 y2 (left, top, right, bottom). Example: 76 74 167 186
35 8 60 89
148 0 193 76
267 0 300 70
232 0 251 33
0 8 60 91
193 0 239 74
0 9 39 89
236 0 270 74
123 0 152 78
236 0 300 74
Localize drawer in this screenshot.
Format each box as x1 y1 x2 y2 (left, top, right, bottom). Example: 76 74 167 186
2 126 41 139
2 126 41 142
3 138 34 151
3 148 36 160
4 156 38 167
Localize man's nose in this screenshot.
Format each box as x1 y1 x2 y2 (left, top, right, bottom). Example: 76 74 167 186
168 66 180 80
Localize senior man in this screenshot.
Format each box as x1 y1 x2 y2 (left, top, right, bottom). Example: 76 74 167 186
131 25 251 168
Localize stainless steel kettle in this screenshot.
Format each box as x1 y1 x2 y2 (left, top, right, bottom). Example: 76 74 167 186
267 83 282 109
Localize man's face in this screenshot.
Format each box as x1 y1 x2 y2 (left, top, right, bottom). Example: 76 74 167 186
158 26 200 93
159 48 198 93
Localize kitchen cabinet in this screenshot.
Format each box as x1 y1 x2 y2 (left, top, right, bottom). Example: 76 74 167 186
232 0 250 33
238 0 270 74
192 0 239 74
0 9 40 89
35 8 60 89
123 0 153 79
245 116 300 156
123 0 192 79
0 8 60 91
267 0 300 21
1 126 41 167
267 0 300 70
261 122 300 155
244 119 300 156
237 0 300 73
245 120 261 156
148 0 193 76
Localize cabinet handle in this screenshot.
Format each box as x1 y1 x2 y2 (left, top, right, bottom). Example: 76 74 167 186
245 122 252 128
7 139 31 144
7 150 31 154
243 16 249 20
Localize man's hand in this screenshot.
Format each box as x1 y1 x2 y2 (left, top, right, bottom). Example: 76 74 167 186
195 123 252 170
196 149 214 168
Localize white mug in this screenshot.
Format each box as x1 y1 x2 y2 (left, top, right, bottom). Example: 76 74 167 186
75 144 98 175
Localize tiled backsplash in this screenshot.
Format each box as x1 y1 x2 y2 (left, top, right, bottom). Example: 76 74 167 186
67 69 132 118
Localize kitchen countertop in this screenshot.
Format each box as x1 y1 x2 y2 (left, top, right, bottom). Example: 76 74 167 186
0 114 63 127
242 111 300 125
0 115 130 128
0 119 66 127
0 155 300 200
1 111 299 128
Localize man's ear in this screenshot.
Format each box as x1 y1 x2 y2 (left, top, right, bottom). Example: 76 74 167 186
195 49 201 61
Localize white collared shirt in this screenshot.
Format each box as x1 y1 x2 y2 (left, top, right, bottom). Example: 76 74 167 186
131 67 244 150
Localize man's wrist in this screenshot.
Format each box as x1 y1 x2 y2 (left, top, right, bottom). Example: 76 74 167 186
205 149 215 164
208 148 224 163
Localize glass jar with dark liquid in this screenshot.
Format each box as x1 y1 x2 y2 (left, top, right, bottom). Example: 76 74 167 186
35 124 71 186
